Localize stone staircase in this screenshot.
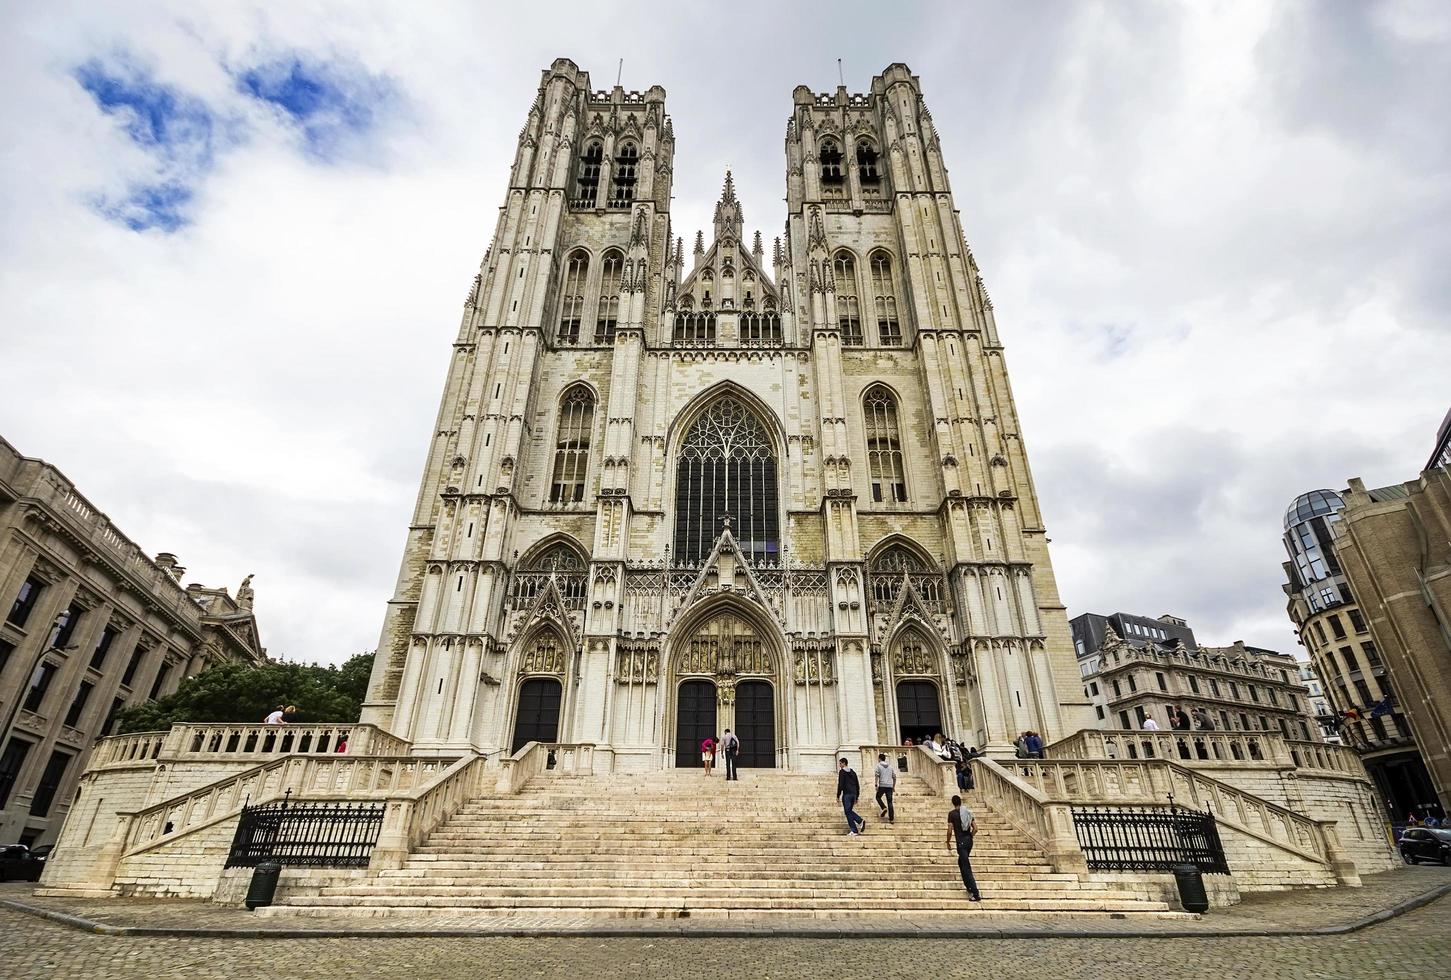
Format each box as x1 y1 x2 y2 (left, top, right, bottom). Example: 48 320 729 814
269 769 1183 919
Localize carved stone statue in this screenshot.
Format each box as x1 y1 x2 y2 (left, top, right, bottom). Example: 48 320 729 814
237 574 255 610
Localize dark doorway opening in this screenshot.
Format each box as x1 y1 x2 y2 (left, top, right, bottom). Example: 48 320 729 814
896 680 943 743
675 679 719 767
734 680 777 768
511 678 563 753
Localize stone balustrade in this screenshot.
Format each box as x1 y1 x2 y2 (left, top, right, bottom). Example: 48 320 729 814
371 753 491 870
1050 729 1291 766
1283 739 1366 778
89 732 168 770
86 723 413 771
858 744 958 800
494 742 597 796
998 757 1351 876
970 757 1087 875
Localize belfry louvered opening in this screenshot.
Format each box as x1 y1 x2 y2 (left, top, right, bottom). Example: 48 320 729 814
673 397 780 566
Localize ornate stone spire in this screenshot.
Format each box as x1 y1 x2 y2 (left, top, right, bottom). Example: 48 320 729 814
712 169 743 242
694 230 705 256
752 230 763 257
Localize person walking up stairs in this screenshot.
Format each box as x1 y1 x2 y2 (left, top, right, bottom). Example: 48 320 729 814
873 752 896 822
836 758 867 836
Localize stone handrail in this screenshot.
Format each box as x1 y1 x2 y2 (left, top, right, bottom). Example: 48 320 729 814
122 755 456 854
1000 758 1349 874
89 731 168 769
1048 728 1291 766
1284 739 1368 779
858 744 958 800
370 753 491 869
970 757 1087 875
163 723 411 760
495 742 597 795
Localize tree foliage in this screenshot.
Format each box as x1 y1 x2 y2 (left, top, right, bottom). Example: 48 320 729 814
113 651 374 734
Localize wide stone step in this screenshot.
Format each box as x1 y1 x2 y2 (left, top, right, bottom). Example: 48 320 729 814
376 868 1080 883
284 894 1173 912
342 879 1127 896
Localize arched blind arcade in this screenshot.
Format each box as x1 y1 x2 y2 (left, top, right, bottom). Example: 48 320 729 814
673 398 780 566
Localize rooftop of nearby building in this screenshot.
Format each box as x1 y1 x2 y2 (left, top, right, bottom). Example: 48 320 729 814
1284 488 1344 530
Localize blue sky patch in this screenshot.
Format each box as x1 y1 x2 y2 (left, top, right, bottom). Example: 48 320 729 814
73 57 223 232
235 54 398 163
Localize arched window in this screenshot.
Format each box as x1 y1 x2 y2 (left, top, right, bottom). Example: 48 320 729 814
820 139 844 186
864 386 907 503
610 142 638 206
673 311 716 347
549 385 594 504
834 251 863 346
870 251 901 346
856 140 880 184
674 397 779 566
868 543 945 612
557 251 588 345
509 541 589 609
574 141 603 206
595 252 622 344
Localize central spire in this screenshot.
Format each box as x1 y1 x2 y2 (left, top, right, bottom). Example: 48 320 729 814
713 169 743 242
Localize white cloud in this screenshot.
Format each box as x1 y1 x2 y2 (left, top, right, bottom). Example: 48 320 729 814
1 0 1446 663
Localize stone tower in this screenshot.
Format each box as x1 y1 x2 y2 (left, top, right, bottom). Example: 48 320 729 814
362 60 1094 766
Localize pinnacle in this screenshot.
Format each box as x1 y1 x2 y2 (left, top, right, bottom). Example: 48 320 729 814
721 169 737 203
694 230 705 254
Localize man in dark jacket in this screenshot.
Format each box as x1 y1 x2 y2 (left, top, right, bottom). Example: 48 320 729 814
836 758 867 835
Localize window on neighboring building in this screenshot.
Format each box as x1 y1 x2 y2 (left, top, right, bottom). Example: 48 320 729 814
1112 680 1122 698
1188 675 1200 694
1353 679 1374 707
28 749 71 816
1348 608 1367 633
47 602 84 651
1155 672 1167 692
1089 682 1099 696
549 384 595 504
609 142 638 206
1209 679 1220 698
1328 614 1346 639
121 646 147 687
1239 712 1250 730
673 396 780 566
594 251 622 344
7 575 45 628
1361 641 1381 667
22 661 58 713
103 697 125 736
833 251 863 346
90 625 119 671
863 385 907 503
1267 688 1278 705
1299 721 1310 740
1313 621 1328 644
0 637 13 673
557 250 588 345
1228 682 1240 700
1219 710 1231 729
64 680 94 729
1342 648 1359 673
1095 705 1105 720
1127 676 1138 693
148 663 172 701
1248 685 1260 703
1118 711 1131 729
869 252 902 346
1135 705 1148 726
0 738 34 809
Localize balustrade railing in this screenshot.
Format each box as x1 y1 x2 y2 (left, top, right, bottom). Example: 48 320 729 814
858 744 957 799
495 741 597 796
90 731 168 769
158 723 410 761
970 757 1087 874
1284 739 1367 778
1048 729 1372 784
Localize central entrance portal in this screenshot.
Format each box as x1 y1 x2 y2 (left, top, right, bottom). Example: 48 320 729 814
512 677 563 753
896 679 943 743
734 679 776 768
674 679 718 767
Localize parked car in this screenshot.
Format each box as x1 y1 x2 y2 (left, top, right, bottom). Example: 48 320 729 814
1399 828 1451 865
0 844 49 882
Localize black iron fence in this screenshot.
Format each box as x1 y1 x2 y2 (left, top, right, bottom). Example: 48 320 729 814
225 799 385 869
1071 804 1230 874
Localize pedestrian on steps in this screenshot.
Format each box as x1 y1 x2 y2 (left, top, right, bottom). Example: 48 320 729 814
873 752 896 822
722 729 741 781
701 735 716 775
946 794 982 902
837 758 866 836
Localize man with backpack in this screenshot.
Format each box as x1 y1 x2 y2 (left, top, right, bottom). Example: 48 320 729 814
946 793 982 901
873 752 896 822
721 728 741 781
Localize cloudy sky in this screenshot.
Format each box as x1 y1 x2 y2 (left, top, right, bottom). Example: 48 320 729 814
2 1 1446 666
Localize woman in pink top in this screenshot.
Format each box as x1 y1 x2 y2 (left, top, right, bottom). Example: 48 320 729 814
701 735 716 774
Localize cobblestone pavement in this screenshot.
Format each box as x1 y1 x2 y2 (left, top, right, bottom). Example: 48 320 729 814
5 866 1449 936
1 892 1448 979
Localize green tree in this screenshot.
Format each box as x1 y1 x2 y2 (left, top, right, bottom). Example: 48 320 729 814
113 651 375 734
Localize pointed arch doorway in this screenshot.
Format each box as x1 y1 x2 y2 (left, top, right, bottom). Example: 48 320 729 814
669 607 782 768
674 680 717 767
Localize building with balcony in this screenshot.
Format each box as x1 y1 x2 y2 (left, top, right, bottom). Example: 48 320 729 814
1071 612 1322 742
0 436 266 846
1281 488 1435 819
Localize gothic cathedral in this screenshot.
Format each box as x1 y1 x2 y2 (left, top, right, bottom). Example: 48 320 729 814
361 60 1094 770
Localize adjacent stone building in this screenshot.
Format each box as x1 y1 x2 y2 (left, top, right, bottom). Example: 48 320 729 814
0 436 266 845
1072 611 1322 741
1332 468 1451 814
1280 488 1435 817
361 60 1096 768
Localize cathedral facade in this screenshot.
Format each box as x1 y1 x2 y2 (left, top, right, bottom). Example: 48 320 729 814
361 60 1094 771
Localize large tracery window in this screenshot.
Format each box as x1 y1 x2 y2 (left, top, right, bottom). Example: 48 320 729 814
673 311 716 346
549 385 594 504
834 251 863 346
674 397 780 566
557 251 588 345
595 252 622 344
739 310 781 346
574 141 603 207
871 252 902 346
610 142 638 207
864 385 907 503
868 544 945 613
